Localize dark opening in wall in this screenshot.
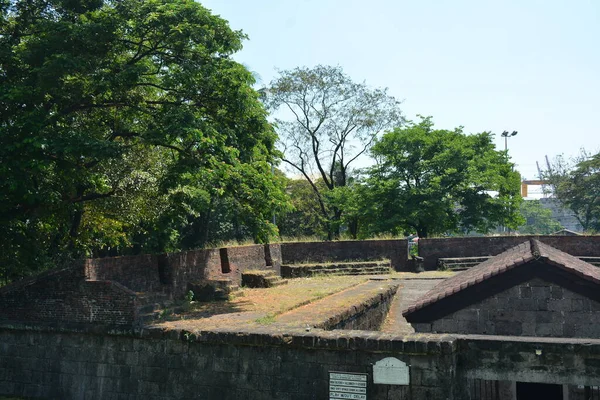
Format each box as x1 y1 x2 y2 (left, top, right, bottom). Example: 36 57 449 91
157 254 169 284
219 248 231 274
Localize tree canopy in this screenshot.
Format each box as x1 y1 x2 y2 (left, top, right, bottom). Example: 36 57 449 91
544 151 600 232
267 65 403 239
360 117 523 238
517 200 563 235
0 0 287 283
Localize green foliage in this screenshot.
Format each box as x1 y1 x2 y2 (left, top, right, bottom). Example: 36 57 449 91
277 178 329 239
254 313 276 325
267 65 403 240
517 200 563 235
544 151 600 232
361 116 523 238
0 0 288 283
185 290 195 303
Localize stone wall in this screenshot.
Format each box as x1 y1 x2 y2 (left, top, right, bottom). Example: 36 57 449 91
163 249 221 298
0 266 136 327
324 284 398 331
280 240 409 271
419 235 600 269
0 326 456 400
2 326 600 400
457 335 600 387
85 254 162 292
412 277 600 339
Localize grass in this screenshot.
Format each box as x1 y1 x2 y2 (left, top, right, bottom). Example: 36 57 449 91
152 275 369 330
254 313 277 325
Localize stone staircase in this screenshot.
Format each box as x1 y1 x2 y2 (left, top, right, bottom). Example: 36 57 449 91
188 278 240 301
135 291 173 324
437 255 600 271
241 270 288 288
281 260 391 278
437 256 491 271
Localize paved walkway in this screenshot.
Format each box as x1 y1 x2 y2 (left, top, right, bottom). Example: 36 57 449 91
381 278 445 334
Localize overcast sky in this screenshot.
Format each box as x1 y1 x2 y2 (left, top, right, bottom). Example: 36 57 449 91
201 0 600 187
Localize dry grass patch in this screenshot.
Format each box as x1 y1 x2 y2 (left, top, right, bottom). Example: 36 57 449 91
152 275 368 330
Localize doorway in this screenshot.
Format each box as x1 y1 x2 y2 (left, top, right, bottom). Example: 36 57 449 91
516 382 563 400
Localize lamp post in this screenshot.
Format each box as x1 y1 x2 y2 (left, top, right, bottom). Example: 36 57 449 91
500 130 517 235
501 130 518 152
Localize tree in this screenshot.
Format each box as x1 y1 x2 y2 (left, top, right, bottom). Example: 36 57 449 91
544 151 600 232
0 0 287 283
362 117 523 238
517 200 563 235
267 65 403 239
276 178 329 239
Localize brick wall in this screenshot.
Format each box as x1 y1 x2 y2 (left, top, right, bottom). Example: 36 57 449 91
412 277 600 338
0 266 136 327
163 249 221 298
85 254 161 292
280 240 409 271
419 235 600 269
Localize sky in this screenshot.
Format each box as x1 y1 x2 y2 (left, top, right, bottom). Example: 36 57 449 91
200 0 600 188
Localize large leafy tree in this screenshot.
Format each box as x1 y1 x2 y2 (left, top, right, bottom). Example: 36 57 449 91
517 200 563 235
267 65 403 239
0 0 287 283
544 151 600 232
361 117 523 238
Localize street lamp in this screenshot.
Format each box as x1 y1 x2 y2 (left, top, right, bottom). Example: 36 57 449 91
501 130 518 152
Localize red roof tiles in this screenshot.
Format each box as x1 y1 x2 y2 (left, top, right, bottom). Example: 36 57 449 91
403 239 600 317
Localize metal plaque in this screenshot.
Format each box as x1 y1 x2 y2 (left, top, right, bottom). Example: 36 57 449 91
329 372 367 400
373 357 409 385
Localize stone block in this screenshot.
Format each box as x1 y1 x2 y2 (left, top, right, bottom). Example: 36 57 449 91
551 286 563 300
535 323 563 337
531 285 551 299
458 319 479 333
412 323 432 333
454 309 479 322
495 321 523 336
520 286 532 299
534 311 553 324
572 299 585 312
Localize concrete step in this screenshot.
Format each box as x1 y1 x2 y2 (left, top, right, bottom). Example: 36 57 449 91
437 257 491 270
242 269 285 288
281 261 391 278
268 279 289 287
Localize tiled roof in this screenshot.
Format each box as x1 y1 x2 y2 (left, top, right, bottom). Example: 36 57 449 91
403 239 600 317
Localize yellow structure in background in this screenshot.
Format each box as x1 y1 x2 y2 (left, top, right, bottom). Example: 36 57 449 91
521 180 547 197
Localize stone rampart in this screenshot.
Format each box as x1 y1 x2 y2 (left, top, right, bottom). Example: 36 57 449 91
280 239 408 271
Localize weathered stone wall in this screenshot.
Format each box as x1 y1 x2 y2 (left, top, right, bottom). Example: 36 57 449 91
0 327 456 400
264 243 282 274
163 249 221 298
457 335 600 387
324 284 398 331
280 240 409 271
85 254 162 292
419 235 600 269
0 266 136 327
412 277 600 338
2 326 600 400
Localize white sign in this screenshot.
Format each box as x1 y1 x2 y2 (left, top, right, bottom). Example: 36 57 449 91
329 372 367 400
373 357 409 385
